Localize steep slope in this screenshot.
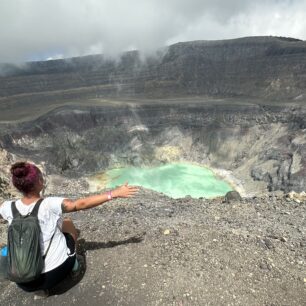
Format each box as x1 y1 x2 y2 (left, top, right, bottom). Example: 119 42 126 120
1 36 306 194
1 102 306 194
1 36 306 104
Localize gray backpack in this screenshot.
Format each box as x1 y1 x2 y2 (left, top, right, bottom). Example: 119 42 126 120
7 199 54 283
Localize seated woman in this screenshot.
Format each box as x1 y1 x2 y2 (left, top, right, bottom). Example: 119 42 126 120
0 161 138 294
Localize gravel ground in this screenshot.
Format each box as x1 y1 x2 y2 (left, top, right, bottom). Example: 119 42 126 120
0 188 305 305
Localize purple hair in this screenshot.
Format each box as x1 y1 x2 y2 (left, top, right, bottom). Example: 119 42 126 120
10 162 42 194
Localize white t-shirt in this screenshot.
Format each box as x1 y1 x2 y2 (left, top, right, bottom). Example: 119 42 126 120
0 197 72 273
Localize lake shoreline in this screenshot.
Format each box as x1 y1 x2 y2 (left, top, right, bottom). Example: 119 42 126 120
87 162 244 199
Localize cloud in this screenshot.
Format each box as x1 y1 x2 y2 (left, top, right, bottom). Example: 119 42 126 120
0 0 305 63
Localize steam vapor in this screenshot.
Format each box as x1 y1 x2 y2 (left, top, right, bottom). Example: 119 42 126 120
0 0 306 63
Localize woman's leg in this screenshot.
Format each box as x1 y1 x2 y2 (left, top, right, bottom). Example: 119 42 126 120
17 256 76 292
62 217 78 242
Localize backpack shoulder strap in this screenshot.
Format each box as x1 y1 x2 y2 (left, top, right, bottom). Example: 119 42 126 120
11 201 20 218
30 198 44 217
43 232 55 259
29 197 54 259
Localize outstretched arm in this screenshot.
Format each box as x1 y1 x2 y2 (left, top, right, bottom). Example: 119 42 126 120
61 183 139 213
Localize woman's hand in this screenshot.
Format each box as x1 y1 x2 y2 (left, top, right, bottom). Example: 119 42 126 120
112 182 139 198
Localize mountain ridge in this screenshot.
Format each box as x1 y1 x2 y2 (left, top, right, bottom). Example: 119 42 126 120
1 36 306 102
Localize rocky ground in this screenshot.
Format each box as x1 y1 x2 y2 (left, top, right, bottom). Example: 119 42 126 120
2 101 306 196
0 188 305 306
1 35 306 305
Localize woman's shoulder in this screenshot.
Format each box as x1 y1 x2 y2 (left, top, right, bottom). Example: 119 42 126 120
0 199 14 208
43 196 65 204
0 199 16 219
42 196 65 215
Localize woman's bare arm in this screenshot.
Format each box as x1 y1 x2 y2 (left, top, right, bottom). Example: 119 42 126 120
61 183 139 213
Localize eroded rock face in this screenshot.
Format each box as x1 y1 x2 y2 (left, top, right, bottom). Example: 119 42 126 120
1 36 306 195
0 36 306 107
0 148 16 199
1 102 306 195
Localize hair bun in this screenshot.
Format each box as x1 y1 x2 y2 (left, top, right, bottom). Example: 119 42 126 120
10 162 29 178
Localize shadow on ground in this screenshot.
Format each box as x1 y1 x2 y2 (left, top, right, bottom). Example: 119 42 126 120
48 235 144 296
80 235 145 252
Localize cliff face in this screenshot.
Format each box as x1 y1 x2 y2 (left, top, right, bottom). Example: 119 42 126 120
1 36 306 195
1 102 306 195
1 36 306 102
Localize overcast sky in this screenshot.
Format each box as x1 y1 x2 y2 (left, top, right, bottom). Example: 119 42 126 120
0 0 306 63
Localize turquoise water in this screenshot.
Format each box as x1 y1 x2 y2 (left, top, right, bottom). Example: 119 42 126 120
105 163 232 199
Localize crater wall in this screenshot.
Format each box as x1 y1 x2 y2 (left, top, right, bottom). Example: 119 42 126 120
1 36 306 106
1 36 306 196
1 102 306 195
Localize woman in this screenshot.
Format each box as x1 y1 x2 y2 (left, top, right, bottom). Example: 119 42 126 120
0 161 138 293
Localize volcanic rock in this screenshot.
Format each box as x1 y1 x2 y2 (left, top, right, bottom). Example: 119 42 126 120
0 188 305 305
224 191 242 203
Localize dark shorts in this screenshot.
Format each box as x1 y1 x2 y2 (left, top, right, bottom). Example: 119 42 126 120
17 233 76 292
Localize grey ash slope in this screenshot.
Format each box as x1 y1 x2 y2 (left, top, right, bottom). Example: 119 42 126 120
0 189 305 305
1 36 306 105
1 101 306 194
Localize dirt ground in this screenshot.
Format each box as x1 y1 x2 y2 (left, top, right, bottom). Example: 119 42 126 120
0 188 305 305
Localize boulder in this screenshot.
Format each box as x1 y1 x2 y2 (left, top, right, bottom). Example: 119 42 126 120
224 191 242 203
